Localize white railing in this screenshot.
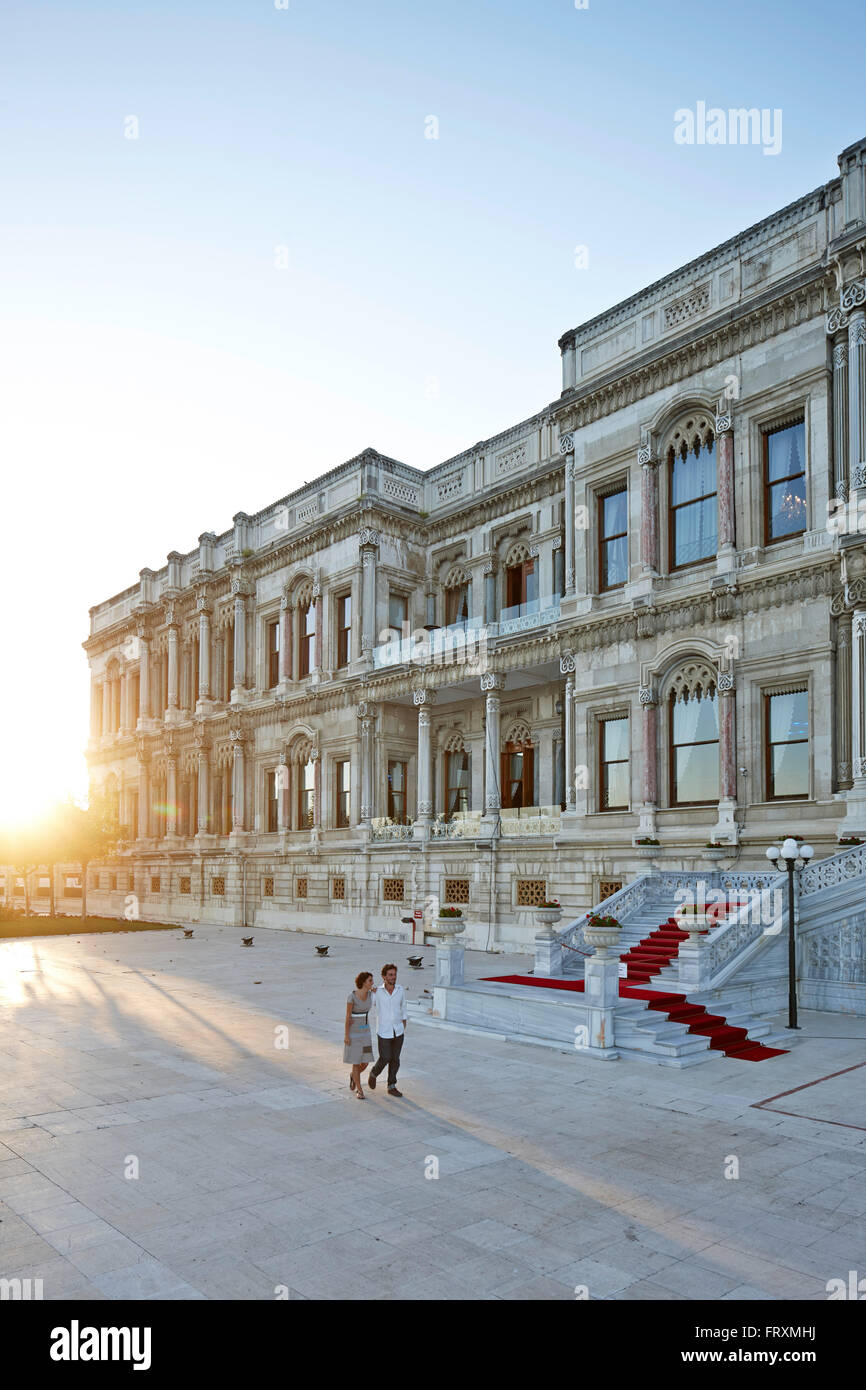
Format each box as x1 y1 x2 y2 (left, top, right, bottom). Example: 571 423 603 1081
499 805 561 837
558 873 655 957
497 595 561 637
429 812 483 839
370 819 413 841
800 842 866 896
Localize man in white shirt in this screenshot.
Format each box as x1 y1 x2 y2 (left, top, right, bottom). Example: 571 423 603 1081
368 963 407 1096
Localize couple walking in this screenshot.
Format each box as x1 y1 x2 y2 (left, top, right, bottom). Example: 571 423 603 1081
343 963 407 1100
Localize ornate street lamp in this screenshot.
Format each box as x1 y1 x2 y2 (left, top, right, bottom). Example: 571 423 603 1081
765 837 814 1029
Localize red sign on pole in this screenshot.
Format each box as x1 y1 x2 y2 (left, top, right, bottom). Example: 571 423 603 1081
413 909 423 919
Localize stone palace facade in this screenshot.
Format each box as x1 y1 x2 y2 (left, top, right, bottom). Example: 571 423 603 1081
83 136 866 951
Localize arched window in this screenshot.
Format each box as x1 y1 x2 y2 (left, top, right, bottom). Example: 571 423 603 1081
501 720 534 809
504 542 537 618
442 733 470 816
667 664 719 806
668 418 717 570
298 759 315 828
443 566 470 628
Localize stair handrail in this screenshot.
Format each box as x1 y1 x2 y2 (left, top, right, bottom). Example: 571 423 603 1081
557 873 656 955
799 841 866 896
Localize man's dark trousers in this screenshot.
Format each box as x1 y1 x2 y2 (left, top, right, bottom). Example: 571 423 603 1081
371 1034 404 1087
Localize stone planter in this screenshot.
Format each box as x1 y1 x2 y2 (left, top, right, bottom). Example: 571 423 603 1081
635 846 658 860
703 847 728 862
584 924 622 959
675 911 714 944
430 912 465 938
533 907 562 938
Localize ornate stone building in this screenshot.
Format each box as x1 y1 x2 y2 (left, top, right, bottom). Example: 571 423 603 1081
83 136 866 952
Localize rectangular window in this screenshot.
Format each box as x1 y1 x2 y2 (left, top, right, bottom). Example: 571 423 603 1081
335 759 351 828
599 488 628 590
765 689 809 800
505 558 537 616
150 875 161 894
298 761 315 829
267 619 280 688
296 876 307 899
387 760 408 823
212 876 225 896
299 602 316 677
266 769 279 832
599 717 629 809
388 593 408 642
337 593 352 668
179 876 191 894
501 742 534 809
446 750 470 816
263 877 274 897
445 878 470 903
383 877 404 901
670 692 719 806
332 876 346 901
599 880 622 901
445 585 469 627
670 439 717 570
764 419 806 544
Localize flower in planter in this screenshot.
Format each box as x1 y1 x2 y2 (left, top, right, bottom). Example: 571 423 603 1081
538 899 560 909
586 912 621 930
437 905 463 918
635 836 660 845
839 835 863 846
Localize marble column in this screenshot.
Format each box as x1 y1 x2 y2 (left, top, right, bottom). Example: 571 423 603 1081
561 656 576 810
91 681 102 737
138 755 150 840
833 332 850 498
638 446 659 574
715 407 735 555
313 584 323 673
713 674 738 844
231 735 245 831
233 595 246 693
638 686 658 837
138 636 150 722
166 753 178 836
167 622 179 714
360 532 379 661
198 602 211 701
836 614 853 788
279 595 292 683
481 673 505 831
102 681 112 737
120 672 129 733
842 609 866 832
553 537 564 599
849 311 866 487
197 746 210 834
358 704 375 826
311 748 322 837
413 689 436 834
277 757 290 832
563 440 576 595
483 562 496 624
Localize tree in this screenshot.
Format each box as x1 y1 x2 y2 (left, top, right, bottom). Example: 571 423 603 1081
58 793 123 920
0 824 42 916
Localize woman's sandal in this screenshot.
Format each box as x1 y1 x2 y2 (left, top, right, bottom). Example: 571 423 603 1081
349 1074 356 1091
355 1089 365 1099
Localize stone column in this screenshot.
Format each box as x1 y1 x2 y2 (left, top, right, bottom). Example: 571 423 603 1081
562 435 576 595
91 681 102 737
553 537 564 598
713 672 738 844
481 673 505 833
197 600 211 701
358 702 375 826
836 614 853 788
279 594 292 683
233 594 246 694
638 686 658 838
359 530 379 662
483 562 496 624
138 633 150 722
311 747 322 842
120 672 129 733
102 681 112 737
166 619 179 716
849 307 866 486
196 744 210 834
231 733 245 832
313 583 323 673
715 406 735 559
166 750 178 837
842 609 866 832
638 444 659 574
137 752 150 840
413 689 436 835
561 656 576 811
277 756 290 832
833 332 850 498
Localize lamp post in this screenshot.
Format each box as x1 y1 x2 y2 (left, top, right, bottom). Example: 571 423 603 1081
765 837 814 1030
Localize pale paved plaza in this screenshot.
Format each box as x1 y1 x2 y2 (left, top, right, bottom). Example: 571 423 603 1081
0 924 864 1301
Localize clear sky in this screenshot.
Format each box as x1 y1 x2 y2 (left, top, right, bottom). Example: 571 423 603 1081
1 0 864 825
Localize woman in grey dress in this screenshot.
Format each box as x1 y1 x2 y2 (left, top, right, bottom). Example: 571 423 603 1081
344 971 376 1099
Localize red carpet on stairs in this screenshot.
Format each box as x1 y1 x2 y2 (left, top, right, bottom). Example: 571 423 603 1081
482 917 788 1063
